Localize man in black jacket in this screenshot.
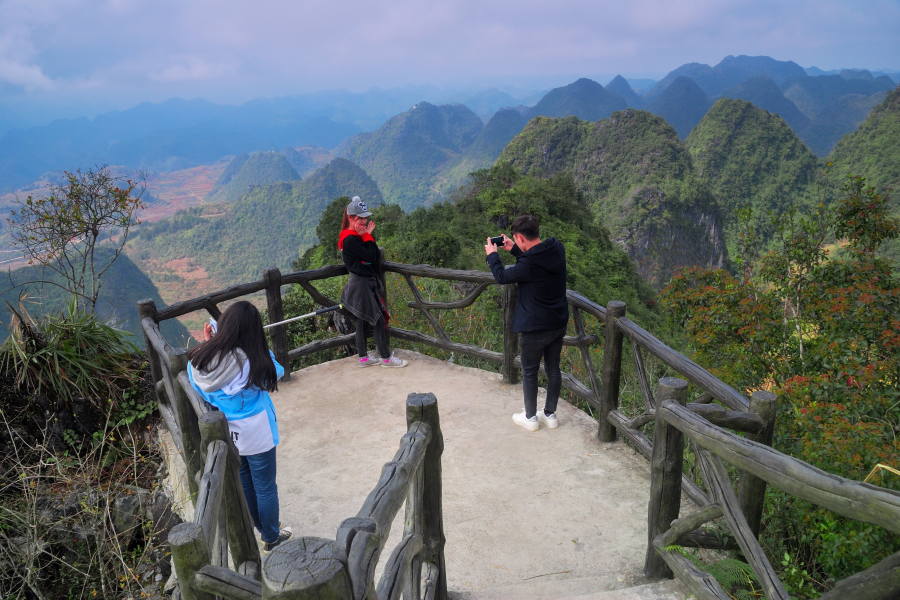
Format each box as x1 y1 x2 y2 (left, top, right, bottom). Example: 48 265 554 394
485 215 569 431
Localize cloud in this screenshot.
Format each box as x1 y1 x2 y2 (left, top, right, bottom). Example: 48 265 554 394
149 58 237 83
0 0 898 105
0 58 55 91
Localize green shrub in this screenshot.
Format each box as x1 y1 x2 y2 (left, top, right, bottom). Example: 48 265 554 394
1 298 137 405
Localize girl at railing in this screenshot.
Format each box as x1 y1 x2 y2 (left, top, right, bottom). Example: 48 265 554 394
187 300 293 551
339 196 408 368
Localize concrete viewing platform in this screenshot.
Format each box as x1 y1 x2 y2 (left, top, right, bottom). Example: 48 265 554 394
271 350 688 600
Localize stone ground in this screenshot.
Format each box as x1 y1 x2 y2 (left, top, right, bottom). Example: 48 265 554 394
270 350 690 600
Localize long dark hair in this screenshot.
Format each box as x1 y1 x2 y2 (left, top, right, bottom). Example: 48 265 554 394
188 301 278 392
341 205 351 232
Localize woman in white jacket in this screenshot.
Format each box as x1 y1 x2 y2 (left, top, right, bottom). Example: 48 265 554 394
187 301 291 551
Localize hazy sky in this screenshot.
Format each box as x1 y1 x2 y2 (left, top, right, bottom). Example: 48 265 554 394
1 0 898 111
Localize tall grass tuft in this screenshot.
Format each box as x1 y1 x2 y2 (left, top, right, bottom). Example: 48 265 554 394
1 297 137 405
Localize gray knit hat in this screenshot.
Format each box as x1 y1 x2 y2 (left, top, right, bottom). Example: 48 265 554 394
347 196 371 218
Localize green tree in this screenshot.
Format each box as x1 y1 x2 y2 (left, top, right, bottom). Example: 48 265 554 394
661 176 900 588
7 166 146 311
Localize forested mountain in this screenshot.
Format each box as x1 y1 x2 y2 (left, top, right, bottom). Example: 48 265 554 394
208 152 301 203
280 146 335 178
802 91 888 156
780 74 896 119
635 55 894 153
437 108 529 196
829 87 900 193
606 75 643 108
459 88 522 121
301 163 660 327
127 158 382 286
721 75 810 133
828 87 900 262
499 110 726 286
645 55 807 102
339 102 482 210
686 99 819 254
646 76 713 138
0 251 189 348
525 78 628 121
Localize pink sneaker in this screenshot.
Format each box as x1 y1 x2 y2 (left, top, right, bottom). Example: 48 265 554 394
358 355 379 368
381 354 408 368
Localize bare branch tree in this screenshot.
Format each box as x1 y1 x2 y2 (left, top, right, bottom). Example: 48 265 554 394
7 166 146 312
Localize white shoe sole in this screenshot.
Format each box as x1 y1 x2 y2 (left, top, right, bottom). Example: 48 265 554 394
513 413 539 432
381 361 408 368
537 413 559 429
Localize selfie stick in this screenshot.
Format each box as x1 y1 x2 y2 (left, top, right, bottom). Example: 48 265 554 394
264 304 342 330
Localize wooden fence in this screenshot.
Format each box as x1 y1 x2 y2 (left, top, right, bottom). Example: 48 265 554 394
141 308 448 600
140 258 900 600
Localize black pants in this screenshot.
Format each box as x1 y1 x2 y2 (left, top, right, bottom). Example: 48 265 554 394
356 316 390 359
519 326 566 418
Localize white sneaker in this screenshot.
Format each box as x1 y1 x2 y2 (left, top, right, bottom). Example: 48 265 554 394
381 354 408 368
537 409 559 429
357 354 379 368
513 411 539 432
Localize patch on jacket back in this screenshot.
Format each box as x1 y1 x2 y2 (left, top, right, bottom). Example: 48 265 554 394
228 412 275 455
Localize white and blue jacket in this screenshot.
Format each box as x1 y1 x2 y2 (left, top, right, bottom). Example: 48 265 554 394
188 349 285 456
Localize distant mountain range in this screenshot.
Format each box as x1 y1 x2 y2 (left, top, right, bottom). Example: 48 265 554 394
4 54 899 334
1 55 896 198
127 156 383 286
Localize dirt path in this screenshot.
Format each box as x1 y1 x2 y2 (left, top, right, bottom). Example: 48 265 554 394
271 350 687 599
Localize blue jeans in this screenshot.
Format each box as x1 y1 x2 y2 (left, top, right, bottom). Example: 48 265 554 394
239 447 280 544
519 326 567 418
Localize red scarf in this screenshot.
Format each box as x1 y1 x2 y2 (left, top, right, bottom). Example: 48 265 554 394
338 229 375 250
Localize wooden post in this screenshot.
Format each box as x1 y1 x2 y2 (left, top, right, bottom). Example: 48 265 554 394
598 301 626 442
572 306 602 409
403 448 424 600
502 283 519 384
406 393 448 600
198 411 262 580
645 377 689 580
261 538 352 599
168 348 203 501
138 299 163 386
738 390 778 539
169 522 215 600
378 248 391 354
264 268 290 381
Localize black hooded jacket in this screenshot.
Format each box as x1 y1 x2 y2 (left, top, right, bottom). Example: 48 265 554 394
486 238 569 333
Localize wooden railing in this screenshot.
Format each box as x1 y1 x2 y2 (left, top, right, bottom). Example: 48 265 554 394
141 308 448 600
140 258 900 599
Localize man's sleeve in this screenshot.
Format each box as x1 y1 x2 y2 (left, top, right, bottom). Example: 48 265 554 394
486 252 531 284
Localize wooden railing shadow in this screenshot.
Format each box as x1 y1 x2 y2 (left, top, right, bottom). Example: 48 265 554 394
140 257 900 600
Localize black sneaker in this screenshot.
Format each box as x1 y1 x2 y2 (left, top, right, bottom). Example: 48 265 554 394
264 528 292 552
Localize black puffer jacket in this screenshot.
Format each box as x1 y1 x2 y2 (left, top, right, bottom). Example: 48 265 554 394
486 238 569 333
